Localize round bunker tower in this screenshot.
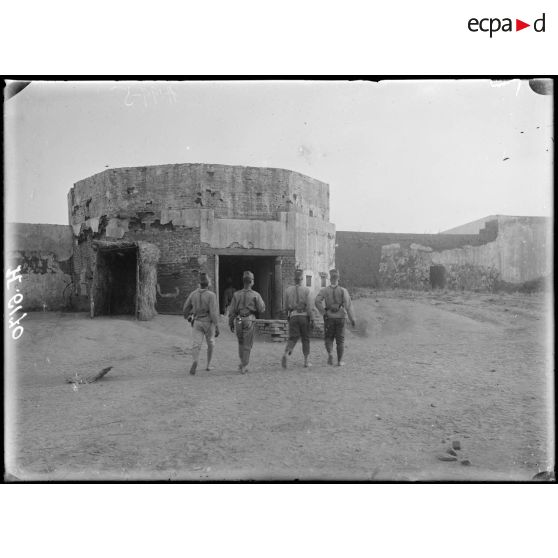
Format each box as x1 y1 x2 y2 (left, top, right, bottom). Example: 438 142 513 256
68 163 336 318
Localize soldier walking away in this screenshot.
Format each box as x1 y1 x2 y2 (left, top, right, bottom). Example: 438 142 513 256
183 271 220 375
282 269 313 369
315 268 356 367
228 271 265 374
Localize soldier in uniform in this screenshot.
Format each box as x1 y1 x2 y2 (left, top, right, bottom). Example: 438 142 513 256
282 269 313 369
315 268 356 366
228 270 265 374
182 271 220 375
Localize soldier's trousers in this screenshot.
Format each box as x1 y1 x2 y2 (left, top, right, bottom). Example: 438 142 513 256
235 317 256 367
324 317 345 361
191 319 215 362
286 315 310 356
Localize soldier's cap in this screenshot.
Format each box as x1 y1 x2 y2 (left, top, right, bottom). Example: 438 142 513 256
199 271 209 284
243 270 254 280
329 268 340 277
294 269 304 279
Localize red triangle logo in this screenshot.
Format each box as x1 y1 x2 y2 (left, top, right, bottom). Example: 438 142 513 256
516 19 530 31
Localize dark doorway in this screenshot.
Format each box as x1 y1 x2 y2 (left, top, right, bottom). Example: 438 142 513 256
218 255 276 319
96 247 138 315
430 265 446 289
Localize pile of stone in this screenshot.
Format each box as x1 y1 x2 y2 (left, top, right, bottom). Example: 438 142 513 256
436 440 471 466
309 320 325 338
254 318 326 342
255 319 289 342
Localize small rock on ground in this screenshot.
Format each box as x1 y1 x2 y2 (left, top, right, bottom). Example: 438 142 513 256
452 440 461 451
436 453 457 462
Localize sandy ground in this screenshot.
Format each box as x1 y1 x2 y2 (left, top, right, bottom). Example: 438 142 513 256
5 291 554 481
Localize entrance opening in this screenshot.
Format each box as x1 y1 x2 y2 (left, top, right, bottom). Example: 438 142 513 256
218 255 276 319
96 247 138 315
430 265 446 289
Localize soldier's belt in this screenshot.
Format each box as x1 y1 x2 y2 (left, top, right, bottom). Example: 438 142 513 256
238 309 254 317
327 304 342 312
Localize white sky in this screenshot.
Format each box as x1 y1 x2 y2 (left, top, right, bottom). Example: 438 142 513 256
4 79 553 233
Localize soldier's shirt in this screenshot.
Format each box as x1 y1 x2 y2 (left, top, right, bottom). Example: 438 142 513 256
284 284 313 317
228 288 266 326
315 284 355 321
183 288 219 323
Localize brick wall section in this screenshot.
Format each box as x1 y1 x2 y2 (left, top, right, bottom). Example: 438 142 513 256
80 226 218 314
72 233 95 309
336 231 483 289
254 318 325 342
255 320 289 342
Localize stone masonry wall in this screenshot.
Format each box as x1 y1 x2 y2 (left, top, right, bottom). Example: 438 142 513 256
336 231 483 289
376 217 551 292
379 243 501 291
6 223 74 310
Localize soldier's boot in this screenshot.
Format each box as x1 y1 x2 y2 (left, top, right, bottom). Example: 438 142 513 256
337 345 345 367
206 345 214 371
304 355 312 368
327 353 333 366
282 347 291 369
240 351 249 374
189 361 198 375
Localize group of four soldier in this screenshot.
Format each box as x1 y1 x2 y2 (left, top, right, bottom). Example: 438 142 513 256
182 268 356 375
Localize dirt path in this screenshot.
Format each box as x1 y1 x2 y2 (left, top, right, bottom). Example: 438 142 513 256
5 292 553 481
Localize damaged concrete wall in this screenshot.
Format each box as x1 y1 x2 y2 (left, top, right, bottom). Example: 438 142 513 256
379 242 501 291
293 213 336 294
5 223 74 310
377 217 551 291
442 215 500 235
495 217 551 283
68 163 331 230
338 215 550 292
200 210 335 295
68 163 335 314
336 231 481 288
200 211 295 250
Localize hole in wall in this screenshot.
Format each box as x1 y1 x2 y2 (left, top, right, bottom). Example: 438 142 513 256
430 265 446 289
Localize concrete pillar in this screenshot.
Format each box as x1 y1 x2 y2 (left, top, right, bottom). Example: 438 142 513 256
272 257 282 318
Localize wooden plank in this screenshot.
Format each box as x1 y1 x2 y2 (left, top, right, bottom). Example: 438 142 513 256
209 248 295 257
